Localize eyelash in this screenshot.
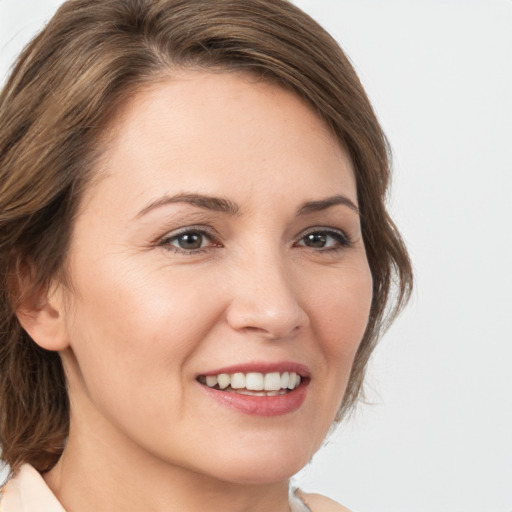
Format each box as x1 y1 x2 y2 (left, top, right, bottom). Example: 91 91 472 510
158 225 220 254
293 227 352 252
157 226 352 255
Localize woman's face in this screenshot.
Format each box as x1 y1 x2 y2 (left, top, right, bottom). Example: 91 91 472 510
57 71 372 484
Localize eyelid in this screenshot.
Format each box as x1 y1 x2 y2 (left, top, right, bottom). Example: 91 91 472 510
154 224 352 254
294 226 352 248
157 224 221 249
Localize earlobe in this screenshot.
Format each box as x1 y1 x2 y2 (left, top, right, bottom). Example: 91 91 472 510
14 279 70 352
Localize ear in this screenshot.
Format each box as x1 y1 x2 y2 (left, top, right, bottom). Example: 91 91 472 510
14 270 70 352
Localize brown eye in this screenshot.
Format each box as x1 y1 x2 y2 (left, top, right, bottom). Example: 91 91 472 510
296 229 351 251
161 229 215 253
303 233 328 248
175 232 204 250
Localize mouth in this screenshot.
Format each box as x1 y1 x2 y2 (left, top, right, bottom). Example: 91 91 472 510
197 371 303 397
196 364 310 416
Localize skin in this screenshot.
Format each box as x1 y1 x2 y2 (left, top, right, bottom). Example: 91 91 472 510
19 71 371 512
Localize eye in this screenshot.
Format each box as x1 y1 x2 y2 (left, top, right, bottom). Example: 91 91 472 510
295 228 351 251
159 228 218 254
172 232 207 250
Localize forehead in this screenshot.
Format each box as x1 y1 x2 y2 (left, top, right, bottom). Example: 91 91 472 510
83 71 356 215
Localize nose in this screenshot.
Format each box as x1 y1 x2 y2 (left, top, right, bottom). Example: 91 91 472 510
225 254 310 340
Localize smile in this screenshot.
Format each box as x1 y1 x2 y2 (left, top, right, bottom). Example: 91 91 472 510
196 363 310 416
197 371 301 396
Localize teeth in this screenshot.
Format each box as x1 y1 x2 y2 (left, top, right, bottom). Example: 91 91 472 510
237 389 288 396
264 372 281 391
246 372 264 390
288 372 300 390
217 373 230 389
205 375 218 387
231 372 245 389
201 371 303 392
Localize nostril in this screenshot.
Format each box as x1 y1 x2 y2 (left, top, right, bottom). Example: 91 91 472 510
227 308 308 340
243 324 302 339
224 269 310 338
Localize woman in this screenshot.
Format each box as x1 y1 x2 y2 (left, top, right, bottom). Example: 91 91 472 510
0 1 412 510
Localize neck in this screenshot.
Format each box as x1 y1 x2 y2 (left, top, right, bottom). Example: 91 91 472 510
44 416 291 512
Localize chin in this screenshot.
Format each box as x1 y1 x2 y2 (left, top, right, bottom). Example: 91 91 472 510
208 459 306 486
186 438 315 485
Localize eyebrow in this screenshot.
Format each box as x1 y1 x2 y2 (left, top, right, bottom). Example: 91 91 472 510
297 195 359 216
136 193 241 218
136 192 359 218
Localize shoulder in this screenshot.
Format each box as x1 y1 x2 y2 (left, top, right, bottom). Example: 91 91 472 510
299 491 352 512
0 464 65 512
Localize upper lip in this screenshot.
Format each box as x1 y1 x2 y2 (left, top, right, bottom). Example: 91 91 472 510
198 361 310 378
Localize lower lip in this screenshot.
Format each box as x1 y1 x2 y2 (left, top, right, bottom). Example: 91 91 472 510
199 381 309 417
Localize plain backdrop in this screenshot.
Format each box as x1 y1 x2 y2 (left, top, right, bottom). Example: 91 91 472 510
1 1 511 511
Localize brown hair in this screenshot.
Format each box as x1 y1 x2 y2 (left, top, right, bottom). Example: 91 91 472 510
0 0 412 474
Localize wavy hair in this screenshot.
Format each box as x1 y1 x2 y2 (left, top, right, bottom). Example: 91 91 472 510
0 0 412 473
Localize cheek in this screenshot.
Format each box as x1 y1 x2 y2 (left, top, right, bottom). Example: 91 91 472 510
63 257 224 403
70 253 216 338
309 264 372 352
304 260 373 408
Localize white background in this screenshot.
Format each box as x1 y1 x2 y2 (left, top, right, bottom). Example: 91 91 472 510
1 1 511 511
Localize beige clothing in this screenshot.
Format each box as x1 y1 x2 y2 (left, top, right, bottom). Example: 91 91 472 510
0 464 311 512
0 465 65 512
